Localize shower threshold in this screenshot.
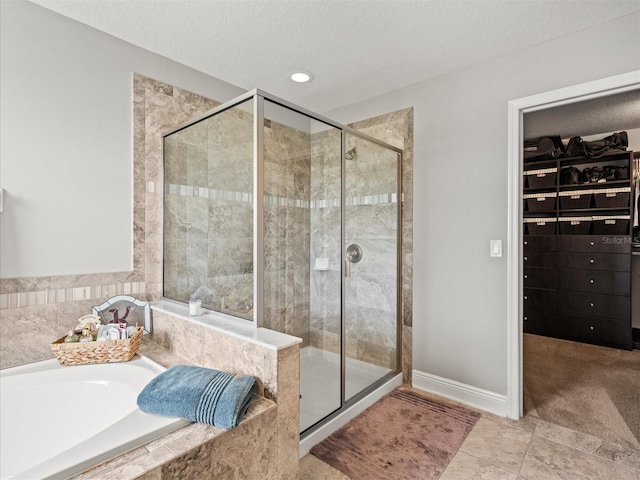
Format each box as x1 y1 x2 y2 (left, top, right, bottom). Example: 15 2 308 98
299 346 402 457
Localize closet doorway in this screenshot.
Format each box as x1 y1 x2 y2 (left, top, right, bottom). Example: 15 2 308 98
506 71 640 423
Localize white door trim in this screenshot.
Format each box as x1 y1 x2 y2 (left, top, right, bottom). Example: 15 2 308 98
506 70 640 419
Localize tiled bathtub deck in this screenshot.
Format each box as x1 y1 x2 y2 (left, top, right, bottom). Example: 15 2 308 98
72 341 277 480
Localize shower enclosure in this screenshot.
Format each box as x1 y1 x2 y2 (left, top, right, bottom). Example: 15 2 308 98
163 90 402 434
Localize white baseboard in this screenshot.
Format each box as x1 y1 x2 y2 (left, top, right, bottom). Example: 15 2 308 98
299 373 403 458
412 369 508 417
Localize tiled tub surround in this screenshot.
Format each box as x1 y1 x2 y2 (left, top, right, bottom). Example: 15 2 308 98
148 300 302 479
0 279 148 369
71 341 278 480
72 302 302 480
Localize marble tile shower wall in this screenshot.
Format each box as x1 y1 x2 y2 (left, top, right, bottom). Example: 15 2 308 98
309 130 343 356
164 105 254 320
263 120 312 345
164 108 319 339
344 140 399 370
308 130 401 370
348 109 414 382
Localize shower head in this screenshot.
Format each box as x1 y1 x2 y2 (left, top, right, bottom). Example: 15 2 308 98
345 147 357 160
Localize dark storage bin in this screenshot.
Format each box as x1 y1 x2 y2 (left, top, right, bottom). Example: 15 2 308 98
524 168 557 189
559 218 591 235
591 216 630 235
559 190 592 210
524 218 556 235
524 193 557 212
592 188 630 209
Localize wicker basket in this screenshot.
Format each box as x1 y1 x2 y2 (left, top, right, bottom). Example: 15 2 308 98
524 168 557 189
592 216 630 235
592 188 631 209
559 217 592 235
558 190 593 210
523 217 556 235
50 326 143 366
523 192 557 212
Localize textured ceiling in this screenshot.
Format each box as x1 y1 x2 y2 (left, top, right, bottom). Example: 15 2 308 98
29 0 640 113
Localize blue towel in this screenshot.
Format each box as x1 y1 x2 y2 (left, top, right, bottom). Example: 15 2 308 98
137 365 257 429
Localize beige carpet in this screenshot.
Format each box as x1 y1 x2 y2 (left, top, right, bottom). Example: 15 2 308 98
524 333 640 449
310 388 480 480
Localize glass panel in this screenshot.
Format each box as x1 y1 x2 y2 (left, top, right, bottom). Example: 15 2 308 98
262 99 342 432
344 132 399 402
163 98 254 320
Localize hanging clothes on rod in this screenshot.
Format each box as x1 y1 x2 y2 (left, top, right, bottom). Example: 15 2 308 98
634 156 640 228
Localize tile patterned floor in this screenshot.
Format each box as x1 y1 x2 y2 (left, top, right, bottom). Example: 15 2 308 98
299 388 640 479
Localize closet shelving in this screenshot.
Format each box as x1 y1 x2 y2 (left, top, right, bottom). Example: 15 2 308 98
523 149 634 350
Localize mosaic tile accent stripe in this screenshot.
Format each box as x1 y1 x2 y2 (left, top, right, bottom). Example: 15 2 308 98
0 282 147 310
164 182 397 209
344 193 398 207
165 183 253 203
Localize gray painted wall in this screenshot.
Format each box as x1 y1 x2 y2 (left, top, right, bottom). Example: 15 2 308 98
0 1 244 278
326 12 640 395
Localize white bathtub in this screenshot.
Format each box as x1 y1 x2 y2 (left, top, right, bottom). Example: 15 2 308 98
0 355 189 480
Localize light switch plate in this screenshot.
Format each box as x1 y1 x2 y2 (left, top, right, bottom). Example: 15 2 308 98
490 239 502 258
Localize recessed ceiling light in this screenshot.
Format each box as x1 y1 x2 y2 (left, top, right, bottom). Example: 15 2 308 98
290 71 314 83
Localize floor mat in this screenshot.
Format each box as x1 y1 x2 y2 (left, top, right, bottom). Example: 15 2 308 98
311 388 480 480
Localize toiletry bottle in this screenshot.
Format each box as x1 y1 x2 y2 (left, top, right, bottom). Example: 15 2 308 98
64 330 79 343
79 329 93 342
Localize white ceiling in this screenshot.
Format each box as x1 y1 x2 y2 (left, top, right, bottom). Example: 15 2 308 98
29 0 640 113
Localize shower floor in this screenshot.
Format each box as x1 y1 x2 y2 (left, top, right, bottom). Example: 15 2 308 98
299 346 392 432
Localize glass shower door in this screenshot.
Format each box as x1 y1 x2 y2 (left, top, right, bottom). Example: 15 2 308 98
261 99 343 432
343 132 400 402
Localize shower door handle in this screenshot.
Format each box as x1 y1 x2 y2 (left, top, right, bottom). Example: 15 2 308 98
344 244 363 278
